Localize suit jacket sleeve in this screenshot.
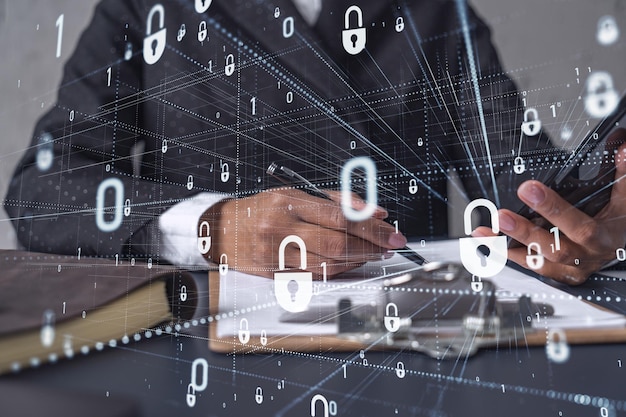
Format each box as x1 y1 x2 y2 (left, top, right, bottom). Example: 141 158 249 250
4 0 187 259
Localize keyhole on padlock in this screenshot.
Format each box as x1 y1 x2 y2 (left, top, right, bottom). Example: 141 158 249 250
151 39 158 56
287 279 298 301
351 34 358 48
476 245 490 267
201 240 207 251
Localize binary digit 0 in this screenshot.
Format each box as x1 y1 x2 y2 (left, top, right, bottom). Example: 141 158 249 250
616 248 626 261
191 358 209 392
95 178 124 232
283 16 294 38
341 157 377 221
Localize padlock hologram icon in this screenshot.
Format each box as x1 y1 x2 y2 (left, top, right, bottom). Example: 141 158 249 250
342 5 366 55
459 199 507 277
274 235 313 312
143 4 166 65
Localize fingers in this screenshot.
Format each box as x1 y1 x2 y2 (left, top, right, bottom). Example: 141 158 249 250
505 245 591 285
325 190 389 220
515 181 598 246
610 140 626 203
287 190 406 250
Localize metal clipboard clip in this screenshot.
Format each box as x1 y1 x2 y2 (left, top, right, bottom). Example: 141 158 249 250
337 262 553 359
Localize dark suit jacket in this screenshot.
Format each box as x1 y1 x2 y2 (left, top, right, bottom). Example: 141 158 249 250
5 0 544 259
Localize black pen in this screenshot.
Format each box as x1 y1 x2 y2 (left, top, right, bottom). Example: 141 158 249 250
266 162 429 266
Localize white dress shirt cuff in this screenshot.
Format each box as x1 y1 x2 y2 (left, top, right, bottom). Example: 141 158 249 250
158 192 228 267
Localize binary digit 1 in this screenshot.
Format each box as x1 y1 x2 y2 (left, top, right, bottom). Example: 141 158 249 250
107 67 112 86
549 226 561 252
55 14 64 58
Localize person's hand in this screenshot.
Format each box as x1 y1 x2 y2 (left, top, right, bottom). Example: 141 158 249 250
474 130 626 285
199 187 407 279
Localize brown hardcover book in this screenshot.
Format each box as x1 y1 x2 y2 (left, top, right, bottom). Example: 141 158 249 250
0 251 197 374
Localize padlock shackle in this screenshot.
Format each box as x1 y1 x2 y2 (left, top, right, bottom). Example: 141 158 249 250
311 394 330 417
523 108 538 121
199 220 210 236
225 54 234 65
463 198 500 235
344 5 363 29
240 318 249 330
220 253 228 264
278 235 307 270
527 241 542 255
385 302 398 316
588 71 614 92
146 4 165 36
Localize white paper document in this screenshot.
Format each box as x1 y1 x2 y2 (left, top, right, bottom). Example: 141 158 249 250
216 240 626 339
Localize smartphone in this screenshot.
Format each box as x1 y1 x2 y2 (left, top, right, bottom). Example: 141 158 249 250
517 95 626 226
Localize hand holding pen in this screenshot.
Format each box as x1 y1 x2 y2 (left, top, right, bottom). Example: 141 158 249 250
267 162 427 267
197 164 410 279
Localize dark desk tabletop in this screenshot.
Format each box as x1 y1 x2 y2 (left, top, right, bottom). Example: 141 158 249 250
3 270 626 417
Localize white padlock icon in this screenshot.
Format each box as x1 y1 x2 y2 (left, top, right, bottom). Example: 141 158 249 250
395 361 406 378
597 15 619 46
197 220 211 254
459 198 507 278
546 329 570 363
225 54 235 76
521 108 541 136
186 383 196 408
124 42 133 60
395 17 404 32
260 329 268 346
143 4 167 65
526 242 544 270
186 174 194 190
219 254 228 275
585 71 619 119
274 235 313 313
408 179 418 195
311 394 330 417
36 133 54 172
513 156 526 174
177 24 186 42
470 275 483 292
180 285 188 302
238 318 250 344
255 387 264 404
384 302 400 332
40 310 55 347
195 0 211 13
342 5 366 55
220 160 230 182
198 21 207 42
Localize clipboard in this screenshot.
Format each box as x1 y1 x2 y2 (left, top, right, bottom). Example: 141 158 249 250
207 242 626 358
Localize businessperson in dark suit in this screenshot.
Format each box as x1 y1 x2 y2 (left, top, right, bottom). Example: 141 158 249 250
5 0 626 283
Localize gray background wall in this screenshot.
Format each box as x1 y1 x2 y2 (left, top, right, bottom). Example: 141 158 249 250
0 0 624 248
